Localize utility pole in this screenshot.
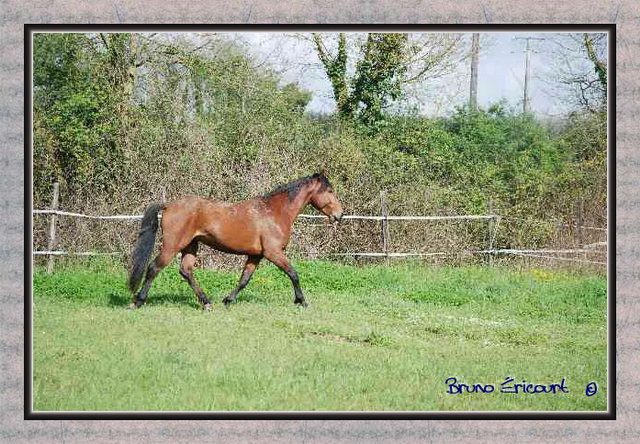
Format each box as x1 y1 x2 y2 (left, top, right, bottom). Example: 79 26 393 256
469 33 480 111
514 37 545 114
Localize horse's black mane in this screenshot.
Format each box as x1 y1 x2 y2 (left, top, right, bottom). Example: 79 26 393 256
262 173 331 201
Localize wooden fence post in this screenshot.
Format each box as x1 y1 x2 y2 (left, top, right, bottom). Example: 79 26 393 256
46 182 60 273
380 191 390 263
576 197 584 247
487 198 495 266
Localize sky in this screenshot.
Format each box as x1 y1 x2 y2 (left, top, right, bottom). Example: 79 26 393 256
229 32 603 118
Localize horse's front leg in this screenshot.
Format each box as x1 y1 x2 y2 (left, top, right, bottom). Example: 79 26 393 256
263 250 307 307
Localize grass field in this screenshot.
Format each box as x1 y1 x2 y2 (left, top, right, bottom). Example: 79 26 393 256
32 259 608 412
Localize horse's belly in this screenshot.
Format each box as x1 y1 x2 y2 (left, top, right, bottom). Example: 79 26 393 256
196 230 262 256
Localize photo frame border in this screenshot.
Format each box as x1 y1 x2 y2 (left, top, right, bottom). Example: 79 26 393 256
25 22 616 421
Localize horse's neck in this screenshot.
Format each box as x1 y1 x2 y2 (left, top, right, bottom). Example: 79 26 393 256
287 188 313 224
270 186 313 228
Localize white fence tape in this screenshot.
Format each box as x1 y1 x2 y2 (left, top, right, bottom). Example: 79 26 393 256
32 208 606 265
33 209 497 222
331 252 448 257
32 249 606 265
33 209 143 220
331 248 606 261
33 251 122 256
298 214 496 221
506 252 607 265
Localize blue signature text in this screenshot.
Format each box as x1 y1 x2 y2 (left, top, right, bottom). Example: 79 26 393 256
445 377 569 395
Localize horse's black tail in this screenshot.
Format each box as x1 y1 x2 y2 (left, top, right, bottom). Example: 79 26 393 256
128 202 164 293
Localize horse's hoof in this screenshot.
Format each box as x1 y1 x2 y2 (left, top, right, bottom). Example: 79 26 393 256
203 303 212 311
295 300 309 308
128 302 138 311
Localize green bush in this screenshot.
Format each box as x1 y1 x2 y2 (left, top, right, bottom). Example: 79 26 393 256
32 34 607 264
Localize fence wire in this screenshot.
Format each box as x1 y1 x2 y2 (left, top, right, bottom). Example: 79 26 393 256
32 208 607 268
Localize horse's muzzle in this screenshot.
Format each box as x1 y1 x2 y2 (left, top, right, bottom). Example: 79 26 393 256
331 213 344 223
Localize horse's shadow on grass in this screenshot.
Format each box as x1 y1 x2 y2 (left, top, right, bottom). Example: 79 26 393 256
107 291 202 310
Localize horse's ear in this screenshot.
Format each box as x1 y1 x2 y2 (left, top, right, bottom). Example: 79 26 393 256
319 169 327 177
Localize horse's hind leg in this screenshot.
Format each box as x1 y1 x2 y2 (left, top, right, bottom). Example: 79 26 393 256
130 247 174 309
179 241 212 311
222 255 261 306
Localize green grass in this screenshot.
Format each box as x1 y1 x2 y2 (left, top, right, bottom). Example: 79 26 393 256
32 259 608 412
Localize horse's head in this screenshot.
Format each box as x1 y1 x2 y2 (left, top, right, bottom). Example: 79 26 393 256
309 171 344 223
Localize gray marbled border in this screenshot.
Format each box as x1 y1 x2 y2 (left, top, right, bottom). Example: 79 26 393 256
2 1 637 441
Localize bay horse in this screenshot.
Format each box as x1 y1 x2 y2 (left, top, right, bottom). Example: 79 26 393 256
127 172 344 310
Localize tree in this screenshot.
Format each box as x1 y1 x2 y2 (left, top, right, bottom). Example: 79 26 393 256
312 33 352 119
280 83 312 113
544 33 607 113
583 33 607 90
33 33 128 198
351 33 409 127
311 32 463 128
